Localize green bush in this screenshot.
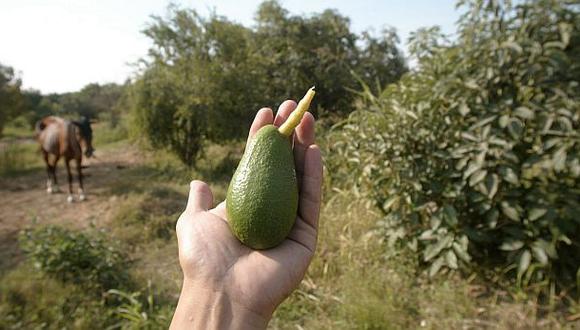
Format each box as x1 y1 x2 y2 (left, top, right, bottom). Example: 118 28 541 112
110 188 182 245
0 142 42 177
0 63 24 136
20 226 132 293
0 267 113 329
106 287 173 329
328 0 579 292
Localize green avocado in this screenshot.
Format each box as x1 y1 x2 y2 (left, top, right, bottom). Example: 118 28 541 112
226 87 315 249
226 125 298 249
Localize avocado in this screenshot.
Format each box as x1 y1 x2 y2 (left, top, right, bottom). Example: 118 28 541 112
226 87 315 249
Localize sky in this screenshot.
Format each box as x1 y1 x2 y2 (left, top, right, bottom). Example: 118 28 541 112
0 0 461 94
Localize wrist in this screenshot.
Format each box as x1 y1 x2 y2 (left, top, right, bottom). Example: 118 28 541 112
170 278 269 330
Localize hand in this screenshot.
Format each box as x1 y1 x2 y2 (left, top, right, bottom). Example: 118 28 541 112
170 101 323 329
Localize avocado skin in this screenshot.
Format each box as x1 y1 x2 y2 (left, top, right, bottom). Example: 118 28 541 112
226 125 298 249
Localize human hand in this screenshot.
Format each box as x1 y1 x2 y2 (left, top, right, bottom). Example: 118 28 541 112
170 101 323 329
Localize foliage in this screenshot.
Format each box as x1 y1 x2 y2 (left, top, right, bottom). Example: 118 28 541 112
16 83 126 130
0 267 115 330
131 1 407 166
106 286 173 329
110 187 183 245
0 142 43 178
20 226 132 293
254 1 406 116
0 63 24 136
328 0 580 292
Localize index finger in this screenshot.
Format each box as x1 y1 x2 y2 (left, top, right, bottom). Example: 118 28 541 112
247 107 274 147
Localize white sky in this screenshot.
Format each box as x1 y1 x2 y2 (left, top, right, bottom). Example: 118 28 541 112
0 0 460 94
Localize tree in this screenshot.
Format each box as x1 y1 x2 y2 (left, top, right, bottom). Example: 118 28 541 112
253 1 406 116
131 7 258 166
0 63 24 135
131 1 408 165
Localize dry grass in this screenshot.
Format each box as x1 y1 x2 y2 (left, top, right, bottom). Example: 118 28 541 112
270 191 579 329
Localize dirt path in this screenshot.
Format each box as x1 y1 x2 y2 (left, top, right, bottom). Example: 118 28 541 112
0 143 143 271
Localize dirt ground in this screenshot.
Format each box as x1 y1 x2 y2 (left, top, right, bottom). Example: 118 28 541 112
0 143 143 271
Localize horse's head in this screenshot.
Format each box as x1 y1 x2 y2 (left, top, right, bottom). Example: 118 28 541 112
74 117 94 158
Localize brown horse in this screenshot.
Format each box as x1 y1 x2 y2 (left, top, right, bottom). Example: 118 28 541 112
35 116 94 203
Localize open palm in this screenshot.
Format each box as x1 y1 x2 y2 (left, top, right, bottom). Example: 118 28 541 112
174 100 323 325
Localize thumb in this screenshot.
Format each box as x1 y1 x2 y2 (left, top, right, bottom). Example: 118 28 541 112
185 180 214 213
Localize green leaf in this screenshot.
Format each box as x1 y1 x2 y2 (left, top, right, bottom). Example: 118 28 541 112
499 240 524 251
455 156 470 170
445 250 458 269
459 103 470 116
533 239 557 259
485 173 499 199
544 41 565 49
461 132 478 142
452 242 471 262
499 115 510 128
528 208 547 221
507 119 523 140
514 106 534 120
463 162 481 179
419 229 435 240
531 245 548 265
559 22 571 46
553 147 567 172
443 205 458 226
382 196 400 211
430 215 442 230
500 167 519 185
465 79 479 89
469 169 487 186
501 201 520 221
429 255 446 277
518 250 532 278
501 41 522 53
486 208 499 229
424 234 454 262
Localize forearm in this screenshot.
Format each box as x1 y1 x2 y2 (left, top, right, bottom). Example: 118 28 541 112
170 279 269 330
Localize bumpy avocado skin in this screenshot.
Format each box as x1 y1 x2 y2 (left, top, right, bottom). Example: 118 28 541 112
226 125 298 249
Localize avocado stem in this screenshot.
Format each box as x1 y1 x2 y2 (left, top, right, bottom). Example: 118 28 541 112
278 87 316 137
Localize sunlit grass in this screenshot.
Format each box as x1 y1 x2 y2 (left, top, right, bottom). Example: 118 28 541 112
0 142 42 178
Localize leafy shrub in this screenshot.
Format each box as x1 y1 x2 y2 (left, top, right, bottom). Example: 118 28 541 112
0 266 115 329
328 0 579 292
106 286 173 329
0 63 24 136
20 226 132 293
0 142 41 177
110 187 184 245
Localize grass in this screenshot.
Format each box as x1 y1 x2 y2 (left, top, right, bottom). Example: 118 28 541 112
0 132 578 329
270 194 479 329
92 122 129 148
1 117 34 141
0 142 43 178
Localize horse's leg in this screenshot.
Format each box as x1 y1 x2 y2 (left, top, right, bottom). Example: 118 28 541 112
52 155 61 193
43 151 54 193
76 156 85 201
65 158 74 203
